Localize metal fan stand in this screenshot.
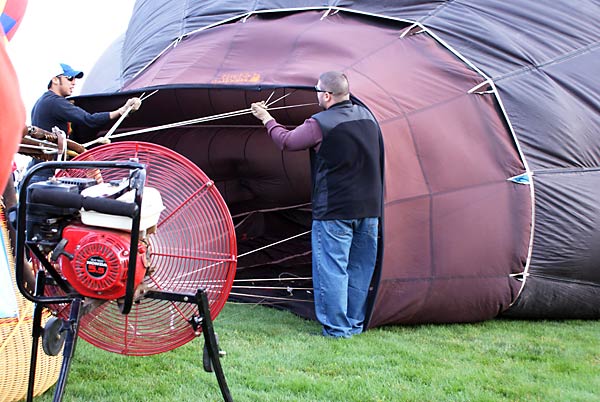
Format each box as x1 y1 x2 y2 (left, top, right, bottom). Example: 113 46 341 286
15 161 233 402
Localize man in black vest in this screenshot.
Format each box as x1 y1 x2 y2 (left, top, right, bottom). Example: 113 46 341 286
251 71 383 338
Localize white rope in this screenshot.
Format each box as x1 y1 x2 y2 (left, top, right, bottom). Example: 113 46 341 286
167 229 310 282
82 90 308 148
228 292 313 302
237 230 311 258
237 250 311 270
115 90 317 291
265 91 293 106
94 89 314 141
231 202 311 219
107 102 316 140
232 285 312 290
161 276 312 284
140 90 159 102
103 105 133 140
232 277 312 282
264 90 275 104
83 90 160 147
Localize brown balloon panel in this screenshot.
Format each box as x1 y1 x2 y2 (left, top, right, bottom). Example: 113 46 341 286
72 6 600 325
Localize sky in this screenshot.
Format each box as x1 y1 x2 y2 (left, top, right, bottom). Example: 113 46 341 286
7 0 137 122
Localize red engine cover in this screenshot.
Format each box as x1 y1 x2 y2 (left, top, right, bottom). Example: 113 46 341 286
59 224 148 299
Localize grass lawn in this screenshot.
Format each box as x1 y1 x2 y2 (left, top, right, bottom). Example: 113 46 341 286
36 303 599 401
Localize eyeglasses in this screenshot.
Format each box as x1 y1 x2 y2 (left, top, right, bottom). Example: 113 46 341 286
314 86 332 94
58 75 76 82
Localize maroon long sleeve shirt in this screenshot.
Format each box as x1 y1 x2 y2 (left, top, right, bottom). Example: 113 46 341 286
265 118 323 152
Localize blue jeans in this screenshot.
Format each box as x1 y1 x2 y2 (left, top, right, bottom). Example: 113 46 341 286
312 218 378 338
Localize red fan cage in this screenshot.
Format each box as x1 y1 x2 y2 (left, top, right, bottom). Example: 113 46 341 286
48 141 237 355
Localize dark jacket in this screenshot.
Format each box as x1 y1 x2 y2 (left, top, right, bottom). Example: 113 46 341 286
28 91 112 181
31 91 110 133
311 100 383 220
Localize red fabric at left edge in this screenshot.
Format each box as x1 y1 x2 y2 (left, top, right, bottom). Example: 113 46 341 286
0 42 25 192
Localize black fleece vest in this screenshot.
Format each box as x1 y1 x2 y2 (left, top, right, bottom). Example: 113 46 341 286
311 100 383 220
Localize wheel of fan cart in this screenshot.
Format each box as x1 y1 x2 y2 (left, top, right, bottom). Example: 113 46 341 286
42 316 66 356
51 141 237 356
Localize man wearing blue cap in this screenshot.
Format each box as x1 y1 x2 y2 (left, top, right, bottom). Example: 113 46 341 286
26 63 141 183
31 63 140 135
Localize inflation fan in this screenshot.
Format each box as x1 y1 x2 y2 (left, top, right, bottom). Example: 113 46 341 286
13 142 237 401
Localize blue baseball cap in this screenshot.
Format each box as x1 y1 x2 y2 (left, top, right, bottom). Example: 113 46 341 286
56 63 84 79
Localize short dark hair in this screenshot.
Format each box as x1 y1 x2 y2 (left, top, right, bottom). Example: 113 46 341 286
318 71 349 96
48 75 60 89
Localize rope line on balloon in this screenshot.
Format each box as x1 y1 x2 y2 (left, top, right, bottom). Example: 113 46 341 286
167 228 312 281
18 92 158 184
232 285 313 290
99 89 316 306
82 92 318 146
156 235 315 307
236 250 312 270
230 267 314 304
233 277 312 282
103 90 159 139
232 201 312 278
228 271 316 304
232 202 312 223
82 90 159 148
227 268 315 315
163 230 313 307
163 276 313 286
79 90 315 241
152 280 313 297
149 243 315 306
228 293 314 303
236 230 311 259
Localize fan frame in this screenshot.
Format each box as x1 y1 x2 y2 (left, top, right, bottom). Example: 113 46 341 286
14 158 234 402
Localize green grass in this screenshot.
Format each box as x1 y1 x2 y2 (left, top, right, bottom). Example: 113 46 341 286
36 304 599 402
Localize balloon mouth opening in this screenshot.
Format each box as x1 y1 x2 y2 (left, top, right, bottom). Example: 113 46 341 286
74 86 326 318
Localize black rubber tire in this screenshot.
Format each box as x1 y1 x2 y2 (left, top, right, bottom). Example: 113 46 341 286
42 316 66 356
